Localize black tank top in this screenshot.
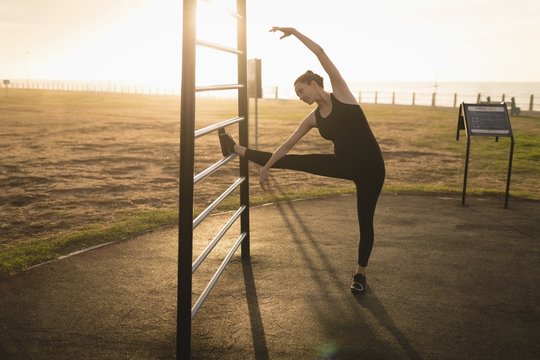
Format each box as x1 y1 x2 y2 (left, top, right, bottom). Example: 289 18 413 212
315 93 384 170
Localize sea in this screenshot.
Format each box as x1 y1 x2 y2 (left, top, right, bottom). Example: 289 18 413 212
266 81 540 110
7 79 540 111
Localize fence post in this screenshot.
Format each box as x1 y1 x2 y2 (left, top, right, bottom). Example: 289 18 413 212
476 93 481 103
412 92 416 106
392 92 395 105
3 80 9 97
530 94 534 111
375 91 378 104
453 93 457 108
431 93 436 107
502 93 506 102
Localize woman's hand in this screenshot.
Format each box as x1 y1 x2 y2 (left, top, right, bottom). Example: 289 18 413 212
259 167 271 192
270 26 296 39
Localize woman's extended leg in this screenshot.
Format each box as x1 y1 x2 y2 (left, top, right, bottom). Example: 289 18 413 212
222 131 346 179
242 147 353 180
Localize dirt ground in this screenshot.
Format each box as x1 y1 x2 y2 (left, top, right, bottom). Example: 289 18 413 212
1 91 181 244
0 90 534 246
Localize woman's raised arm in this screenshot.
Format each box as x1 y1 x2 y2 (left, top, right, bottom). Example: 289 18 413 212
270 26 357 104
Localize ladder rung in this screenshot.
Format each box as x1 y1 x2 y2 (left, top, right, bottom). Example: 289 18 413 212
197 39 243 55
196 84 244 92
194 117 244 139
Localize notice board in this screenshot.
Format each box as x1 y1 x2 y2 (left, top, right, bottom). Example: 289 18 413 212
457 103 512 138
456 102 514 208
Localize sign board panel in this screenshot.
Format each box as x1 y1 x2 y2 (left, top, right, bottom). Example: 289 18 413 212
461 103 512 137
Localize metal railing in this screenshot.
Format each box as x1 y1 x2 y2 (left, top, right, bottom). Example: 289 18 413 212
178 0 249 358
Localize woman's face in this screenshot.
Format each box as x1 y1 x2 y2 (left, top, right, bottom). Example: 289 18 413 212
294 81 317 105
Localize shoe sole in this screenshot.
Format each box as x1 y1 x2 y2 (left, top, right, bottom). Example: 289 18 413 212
218 128 230 157
350 283 367 294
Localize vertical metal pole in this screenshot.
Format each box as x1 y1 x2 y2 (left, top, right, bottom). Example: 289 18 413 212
178 0 196 358
462 137 471 207
237 0 250 259
504 137 514 209
255 96 259 149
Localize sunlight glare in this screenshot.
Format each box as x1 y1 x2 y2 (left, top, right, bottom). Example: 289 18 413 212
196 0 241 88
37 0 181 87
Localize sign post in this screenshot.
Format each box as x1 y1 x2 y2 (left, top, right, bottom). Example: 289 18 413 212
247 58 262 149
456 103 514 208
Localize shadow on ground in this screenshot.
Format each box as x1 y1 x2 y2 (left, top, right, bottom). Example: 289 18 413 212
1 194 539 359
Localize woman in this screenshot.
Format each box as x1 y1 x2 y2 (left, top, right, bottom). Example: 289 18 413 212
218 27 385 294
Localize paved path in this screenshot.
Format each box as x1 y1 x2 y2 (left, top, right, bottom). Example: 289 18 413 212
1 194 539 359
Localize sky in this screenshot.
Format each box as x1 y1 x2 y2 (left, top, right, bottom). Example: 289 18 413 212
1 0 539 89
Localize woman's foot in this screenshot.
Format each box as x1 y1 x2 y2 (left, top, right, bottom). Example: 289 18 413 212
350 273 367 294
218 128 236 157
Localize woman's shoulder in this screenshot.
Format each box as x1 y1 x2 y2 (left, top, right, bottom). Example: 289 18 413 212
331 92 359 106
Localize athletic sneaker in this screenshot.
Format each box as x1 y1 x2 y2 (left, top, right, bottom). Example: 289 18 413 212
350 273 367 294
218 128 236 157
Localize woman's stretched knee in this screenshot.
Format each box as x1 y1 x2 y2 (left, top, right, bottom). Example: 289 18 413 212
244 149 272 167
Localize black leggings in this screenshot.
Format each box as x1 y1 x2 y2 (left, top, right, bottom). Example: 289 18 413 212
245 149 385 267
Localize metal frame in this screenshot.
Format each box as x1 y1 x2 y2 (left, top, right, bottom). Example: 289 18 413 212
178 0 249 358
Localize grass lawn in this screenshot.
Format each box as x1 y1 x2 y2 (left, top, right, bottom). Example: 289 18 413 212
1 89 539 276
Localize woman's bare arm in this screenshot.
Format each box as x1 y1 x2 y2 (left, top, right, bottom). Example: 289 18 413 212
270 26 357 104
259 111 316 191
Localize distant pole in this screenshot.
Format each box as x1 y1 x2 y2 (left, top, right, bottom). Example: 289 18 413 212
358 91 362 104
502 93 506 102
25 52 29 89
392 92 395 105
254 96 258 149
476 93 481 103
3 80 9 97
530 94 534 111
375 91 378 104
431 93 436 107
247 58 261 149
453 93 457 108
412 92 416 106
